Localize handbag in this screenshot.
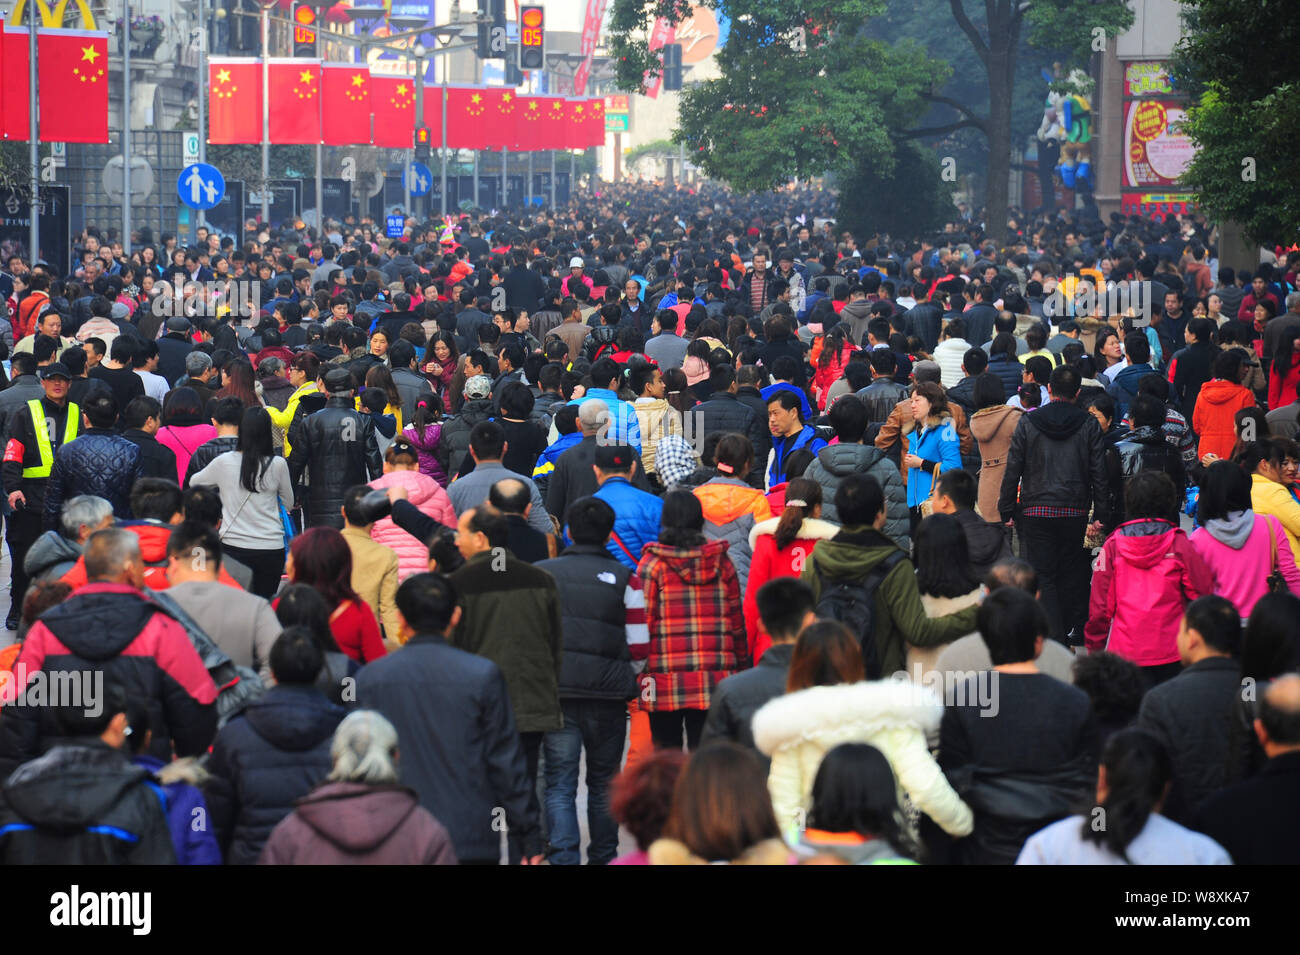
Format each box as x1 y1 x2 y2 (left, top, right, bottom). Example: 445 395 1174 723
919 463 943 518
1266 517 1289 595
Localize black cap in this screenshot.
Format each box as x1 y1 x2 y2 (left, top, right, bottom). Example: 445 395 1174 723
166 316 192 332
324 367 354 394
594 444 637 472
40 362 71 380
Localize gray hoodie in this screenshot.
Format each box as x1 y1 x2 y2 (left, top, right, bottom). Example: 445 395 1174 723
22 530 81 582
1204 509 1255 550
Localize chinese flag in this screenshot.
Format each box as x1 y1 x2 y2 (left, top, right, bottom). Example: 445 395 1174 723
2 28 29 141
208 58 262 144
541 97 567 150
565 99 593 149
445 87 492 150
513 95 543 150
485 88 520 150
322 64 371 145
39 29 109 143
419 86 444 148
370 74 416 149
585 97 606 148
268 59 321 144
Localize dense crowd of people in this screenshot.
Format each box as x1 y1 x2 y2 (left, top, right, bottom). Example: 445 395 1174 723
0 182 1297 866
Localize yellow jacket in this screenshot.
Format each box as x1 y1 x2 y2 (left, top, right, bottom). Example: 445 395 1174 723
267 382 318 457
1251 473 1300 564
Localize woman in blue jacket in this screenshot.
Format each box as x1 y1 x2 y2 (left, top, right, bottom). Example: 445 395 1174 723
903 382 963 534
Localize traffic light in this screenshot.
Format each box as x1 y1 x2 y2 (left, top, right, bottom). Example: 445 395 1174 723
518 5 545 71
477 0 507 60
292 2 317 58
415 125 432 164
662 42 682 91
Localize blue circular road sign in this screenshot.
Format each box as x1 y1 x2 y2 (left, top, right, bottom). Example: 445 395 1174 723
177 163 226 211
404 162 434 197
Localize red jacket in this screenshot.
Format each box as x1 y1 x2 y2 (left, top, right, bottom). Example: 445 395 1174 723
812 343 857 410
1192 379 1257 462
743 517 838 662
61 522 244 592
1085 519 1214 666
1269 353 1300 410
637 539 748 711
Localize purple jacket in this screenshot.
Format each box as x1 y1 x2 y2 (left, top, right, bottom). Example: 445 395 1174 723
133 754 222 865
404 422 448 487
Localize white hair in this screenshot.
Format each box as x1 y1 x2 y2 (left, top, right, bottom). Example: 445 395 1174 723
60 495 113 540
579 400 610 431
328 710 400 785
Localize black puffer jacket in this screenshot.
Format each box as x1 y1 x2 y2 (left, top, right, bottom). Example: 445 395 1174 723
1102 425 1186 527
998 399 1109 524
0 742 176 864
440 398 495 480
904 301 944 352
204 684 345 866
536 545 639 702
287 395 383 528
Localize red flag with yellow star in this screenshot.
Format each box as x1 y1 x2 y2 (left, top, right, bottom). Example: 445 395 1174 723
38 29 109 143
371 73 416 149
322 63 371 146
444 87 493 150
268 59 321 144
483 88 520 150
208 58 262 144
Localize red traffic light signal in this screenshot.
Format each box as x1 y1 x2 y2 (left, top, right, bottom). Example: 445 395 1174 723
519 5 545 71
415 126 431 145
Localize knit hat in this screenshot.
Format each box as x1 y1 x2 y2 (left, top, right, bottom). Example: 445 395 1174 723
655 434 699 489
683 354 710 387
463 374 493 400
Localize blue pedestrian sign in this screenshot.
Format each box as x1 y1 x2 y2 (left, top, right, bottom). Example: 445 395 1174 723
177 163 225 211
385 214 405 238
404 162 433 197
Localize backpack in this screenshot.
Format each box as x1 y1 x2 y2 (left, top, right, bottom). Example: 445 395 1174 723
813 550 906 679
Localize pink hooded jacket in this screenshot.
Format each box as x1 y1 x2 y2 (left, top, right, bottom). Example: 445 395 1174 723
1190 511 1300 616
367 470 457 580
1085 519 1215 666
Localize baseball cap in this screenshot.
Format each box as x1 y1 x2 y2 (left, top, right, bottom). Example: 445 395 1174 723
463 374 493 400
40 362 71 380
569 256 584 269
595 444 637 471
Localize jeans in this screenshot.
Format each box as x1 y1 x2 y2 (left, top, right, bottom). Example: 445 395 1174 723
649 709 707 751
1017 514 1089 644
542 699 627 865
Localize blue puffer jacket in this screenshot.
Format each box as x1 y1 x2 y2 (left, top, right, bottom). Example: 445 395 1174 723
43 429 144 530
594 475 665 570
906 416 963 507
1107 362 1159 421
203 684 345 866
987 355 1025 404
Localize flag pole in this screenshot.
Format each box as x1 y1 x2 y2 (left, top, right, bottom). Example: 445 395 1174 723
122 0 132 256
260 3 269 224
501 145 507 209
197 0 208 234
439 64 446 217
314 17 323 239
27 0 38 265
549 150 555 209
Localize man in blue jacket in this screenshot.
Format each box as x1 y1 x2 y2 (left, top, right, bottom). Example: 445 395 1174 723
592 444 663 570
766 389 827 490
1107 332 1161 421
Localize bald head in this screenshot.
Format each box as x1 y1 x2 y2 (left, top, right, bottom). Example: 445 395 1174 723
579 400 610 435
1258 674 1300 755
83 527 143 585
488 478 531 516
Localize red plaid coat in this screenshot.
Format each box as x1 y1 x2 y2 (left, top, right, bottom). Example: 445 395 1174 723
637 539 749 711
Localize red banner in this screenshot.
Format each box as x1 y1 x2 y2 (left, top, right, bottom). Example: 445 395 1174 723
643 17 675 99
370 73 417 149
268 59 321 144
208 58 262 144
573 0 609 95
445 86 495 150
321 63 371 146
2 28 110 143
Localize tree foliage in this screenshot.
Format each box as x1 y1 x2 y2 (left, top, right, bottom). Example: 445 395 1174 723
1173 0 1300 245
837 140 958 239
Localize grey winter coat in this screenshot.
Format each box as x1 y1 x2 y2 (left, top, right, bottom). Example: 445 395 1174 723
805 443 911 552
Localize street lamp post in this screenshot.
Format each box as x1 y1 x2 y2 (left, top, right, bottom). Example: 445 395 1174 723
27 0 38 263
122 0 132 255
260 0 271 224
197 0 209 233
413 41 425 220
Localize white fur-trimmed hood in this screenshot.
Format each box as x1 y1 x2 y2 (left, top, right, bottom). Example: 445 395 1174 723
752 680 944 756
748 516 840 550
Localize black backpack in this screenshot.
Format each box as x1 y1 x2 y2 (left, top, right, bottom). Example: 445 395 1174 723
813 550 906 679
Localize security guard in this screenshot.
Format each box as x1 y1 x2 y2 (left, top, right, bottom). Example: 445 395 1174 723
2 362 79 629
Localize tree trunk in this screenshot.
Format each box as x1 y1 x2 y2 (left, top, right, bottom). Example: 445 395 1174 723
983 6 1017 247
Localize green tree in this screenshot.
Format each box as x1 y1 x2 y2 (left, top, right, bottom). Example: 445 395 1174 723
610 0 1132 243
1173 0 1300 245
837 141 958 239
